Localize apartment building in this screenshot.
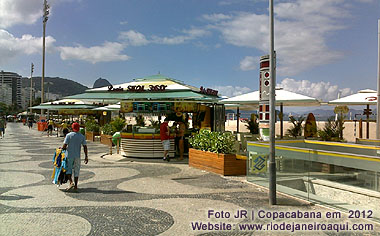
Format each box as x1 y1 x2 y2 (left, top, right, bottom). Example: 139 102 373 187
0 71 22 107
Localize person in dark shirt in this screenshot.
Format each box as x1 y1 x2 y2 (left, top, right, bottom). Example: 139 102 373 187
0 117 6 139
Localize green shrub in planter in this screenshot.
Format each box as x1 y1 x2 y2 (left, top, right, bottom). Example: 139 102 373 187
101 123 114 135
189 129 235 154
85 117 100 132
110 117 126 132
136 115 145 127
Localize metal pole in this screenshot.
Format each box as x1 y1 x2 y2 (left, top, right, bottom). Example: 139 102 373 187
280 103 283 139
41 0 49 115
1 71 3 104
29 63 34 113
42 17 46 107
367 104 370 139
269 0 276 205
237 107 240 133
377 19 380 139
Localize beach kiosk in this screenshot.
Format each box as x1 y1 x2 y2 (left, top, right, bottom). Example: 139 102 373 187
66 74 223 158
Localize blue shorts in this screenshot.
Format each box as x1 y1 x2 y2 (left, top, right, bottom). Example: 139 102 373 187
66 157 81 177
162 140 170 151
0 128 4 132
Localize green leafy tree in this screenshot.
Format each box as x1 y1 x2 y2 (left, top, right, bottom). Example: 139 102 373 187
101 123 114 135
110 117 126 132
0 102 22 115
85 116 100 132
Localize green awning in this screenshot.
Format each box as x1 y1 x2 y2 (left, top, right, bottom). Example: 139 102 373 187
66 91 220 103
30 104 97 110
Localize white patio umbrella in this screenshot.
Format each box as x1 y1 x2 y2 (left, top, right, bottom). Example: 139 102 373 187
220 88 321 136
221 89 320 106
329 89 377 139
329 89 377 105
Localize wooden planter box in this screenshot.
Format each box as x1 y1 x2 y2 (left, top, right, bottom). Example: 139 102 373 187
100 134 113 146
86 131 100 142
189 148 246 176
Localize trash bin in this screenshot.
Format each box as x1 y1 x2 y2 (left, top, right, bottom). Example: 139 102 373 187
112 132 121 145
79 127 85 135
37 122 47 131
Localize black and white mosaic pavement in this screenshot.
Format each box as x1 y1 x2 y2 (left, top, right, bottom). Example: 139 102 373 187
1 123 379 235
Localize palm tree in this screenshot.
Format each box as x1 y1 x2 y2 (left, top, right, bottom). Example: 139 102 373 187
286 116 305 138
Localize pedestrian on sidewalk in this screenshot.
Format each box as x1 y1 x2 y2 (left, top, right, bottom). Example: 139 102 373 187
177 120 186 161
28 117 33 129
0 117 6 139
47 119 54 136
60 121 69 137
160 117 170 162
62 122 88 191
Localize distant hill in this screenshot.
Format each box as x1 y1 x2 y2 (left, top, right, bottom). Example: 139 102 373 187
21 77 89 97
93 77 112 88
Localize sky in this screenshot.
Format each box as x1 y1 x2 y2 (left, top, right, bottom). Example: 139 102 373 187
0 0 379 104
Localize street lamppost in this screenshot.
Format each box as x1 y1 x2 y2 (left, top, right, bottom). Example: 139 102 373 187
269 0 277 205
29 63 34 114
1 70 4 104
377 19 380 139
45 81 53 101
41 0 49 115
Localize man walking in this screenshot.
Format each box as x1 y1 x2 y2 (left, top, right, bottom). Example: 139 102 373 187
62 122 88 191
160 117 170 162
0 117 6 139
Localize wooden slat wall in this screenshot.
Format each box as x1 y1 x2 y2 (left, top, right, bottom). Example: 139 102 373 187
189 148 246 176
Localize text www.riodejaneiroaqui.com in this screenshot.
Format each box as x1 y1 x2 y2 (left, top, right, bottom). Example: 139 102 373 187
190 209 375 233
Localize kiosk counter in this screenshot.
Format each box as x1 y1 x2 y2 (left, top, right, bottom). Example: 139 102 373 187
120 127 175 158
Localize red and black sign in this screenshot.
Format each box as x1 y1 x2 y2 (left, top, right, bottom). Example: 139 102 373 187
200 86 218 96
108 85 124 92
108 84 167 92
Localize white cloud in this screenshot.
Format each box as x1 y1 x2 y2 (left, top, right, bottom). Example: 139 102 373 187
277 78 353 101
153 28 210 44
120 21 128 25
118 30 149 46
0 0 42 28
211 85 252 98
119 27 210 46
202 13 232 22
240 56 259 71
355 0 375 3
0 30 56 64
59 42 129 64
203 0 350 76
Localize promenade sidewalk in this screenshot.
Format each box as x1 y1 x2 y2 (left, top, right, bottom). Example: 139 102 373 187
0 123 378 235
